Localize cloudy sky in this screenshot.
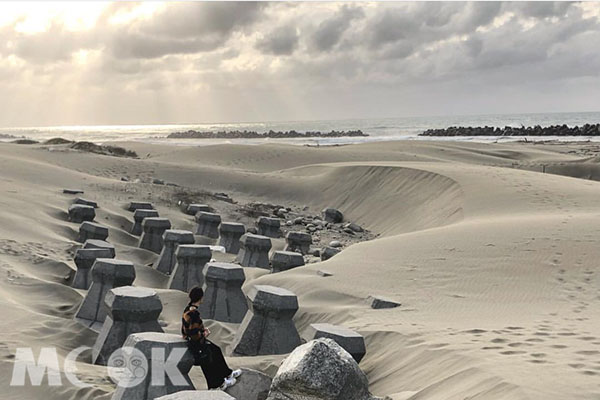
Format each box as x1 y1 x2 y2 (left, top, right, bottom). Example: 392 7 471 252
0 1 599 127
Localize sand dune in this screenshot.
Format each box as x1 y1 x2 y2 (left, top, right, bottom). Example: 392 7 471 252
0 140 599 399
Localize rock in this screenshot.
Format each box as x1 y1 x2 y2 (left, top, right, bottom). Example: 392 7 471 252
92 286 163 365
317 270 333 277
285 221 293 227
214 193 233 203
152 178 165 185
68 204 95 223
302 323 366 363
218 222 246 254
131 209 160 236
308 248 321 257
235 234 272 269
293 217 303 225
195 212 222 239
329 240 342 248
344 223 364 233
139 218 172 254
266 338 378 400
231 285 301 356
156 392 235 400
270 251 305 273
284 231 312 255
127 201 154 212
321 247 341 261
256 217 282 238
74 198 98 208
199 262 247 323
73 248 115 290
154 230 195 275
63 188 84 195
368 295 401 309
110 332 195 400
275 208 287 218
186 204 211 216
120 177 130 182
246 227 258 234
343 228 355 235
322 208 343 224
225 368 272 400
83 239 116 258
75 259 136 331
78 221 109 243
168 245 212 292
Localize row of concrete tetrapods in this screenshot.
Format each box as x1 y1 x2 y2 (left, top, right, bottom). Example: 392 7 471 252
67 199 374 400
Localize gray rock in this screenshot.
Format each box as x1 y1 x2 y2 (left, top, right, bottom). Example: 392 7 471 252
153 178 165 185
246 227 258 234
343 228 355 235
322 208 343 224
83 239 116 258
235 234 272 269
154 230 195 275
92 286 163 365
256 217 281 238
128 201 154 212
168 245 212 292
321 247 341 261
270 251 305 273
368 295 401 309
199 262 247 323
132 209 160 236
139 218 172 254
344 222 364 233
75 259 136 331
78 221 109 243
195 212 221 239
186 204 211 216
218 222 246 254
317 270 333 277
231 285 300 356
302 323 366 363
266 338 378 400
121 176 130 182
293 217 303 225
73 248 115 290
225 368 271 400
156 391 235 400
276 208 287 218
110 332 195 400
63 188 84 194
329 240 342 248
284 231 312 255
68 204 95 223
74 198 98 208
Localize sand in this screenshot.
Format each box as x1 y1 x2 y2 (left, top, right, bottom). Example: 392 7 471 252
0 139 599 399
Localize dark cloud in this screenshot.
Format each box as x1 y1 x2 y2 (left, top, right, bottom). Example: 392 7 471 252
309 5 364 52
255 25 299 56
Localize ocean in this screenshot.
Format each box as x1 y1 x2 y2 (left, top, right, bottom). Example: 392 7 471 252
1 111 600 146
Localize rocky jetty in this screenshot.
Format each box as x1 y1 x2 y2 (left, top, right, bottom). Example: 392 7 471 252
420 124 600 137
167 129 368 139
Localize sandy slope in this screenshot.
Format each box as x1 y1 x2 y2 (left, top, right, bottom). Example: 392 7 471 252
0 140 599 400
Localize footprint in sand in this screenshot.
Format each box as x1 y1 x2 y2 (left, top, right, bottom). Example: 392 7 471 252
500 350 527 355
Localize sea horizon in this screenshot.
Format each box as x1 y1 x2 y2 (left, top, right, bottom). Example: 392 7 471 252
2 110 600 146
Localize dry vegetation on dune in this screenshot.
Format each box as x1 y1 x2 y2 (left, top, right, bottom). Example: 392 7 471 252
0 140 599 400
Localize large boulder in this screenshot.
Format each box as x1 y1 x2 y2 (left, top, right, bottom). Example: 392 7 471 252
267 338 379 400
225 368 272 400
322 208 343 224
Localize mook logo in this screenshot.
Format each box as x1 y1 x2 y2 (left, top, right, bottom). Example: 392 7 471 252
10 346 188 388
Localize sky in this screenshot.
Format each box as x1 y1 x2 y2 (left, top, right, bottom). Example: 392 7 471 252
0 1 599 127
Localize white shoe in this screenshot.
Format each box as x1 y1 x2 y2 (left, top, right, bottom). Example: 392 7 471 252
220 377 237 390
229 369 242 379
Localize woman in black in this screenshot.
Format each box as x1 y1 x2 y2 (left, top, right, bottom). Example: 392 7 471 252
182 287 241 390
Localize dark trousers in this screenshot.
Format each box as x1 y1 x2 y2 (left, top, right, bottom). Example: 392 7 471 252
188 340 233 389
